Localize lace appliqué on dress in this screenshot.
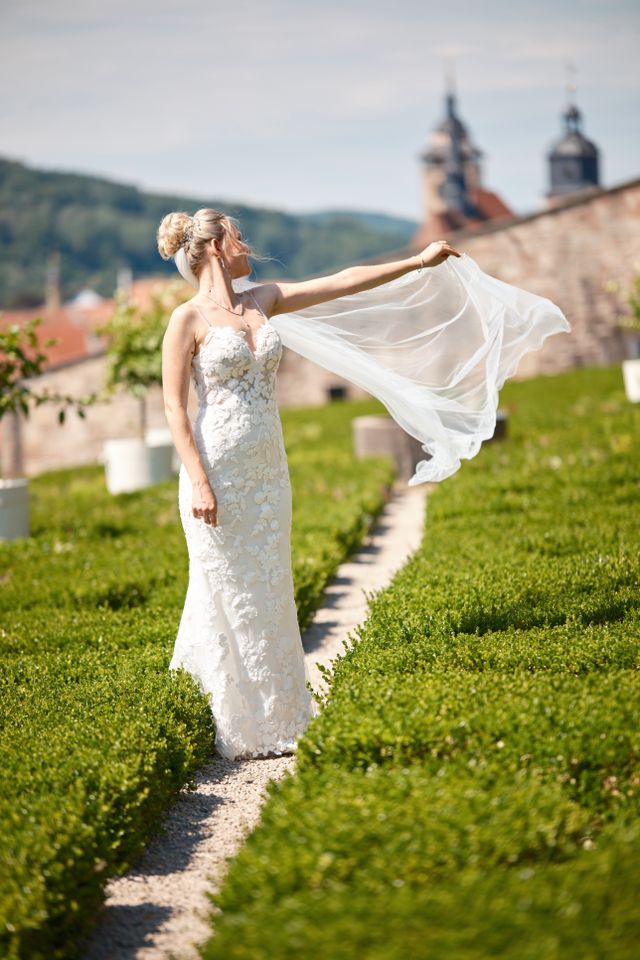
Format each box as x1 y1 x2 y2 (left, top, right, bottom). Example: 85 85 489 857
169 319 320 760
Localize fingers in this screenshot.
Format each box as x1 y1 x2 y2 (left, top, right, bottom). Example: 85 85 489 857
441 240 461 258
193 506 218 526
424 240 462 265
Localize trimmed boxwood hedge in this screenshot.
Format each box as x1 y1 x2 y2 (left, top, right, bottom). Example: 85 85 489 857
0 397 394 960
198 363 640 959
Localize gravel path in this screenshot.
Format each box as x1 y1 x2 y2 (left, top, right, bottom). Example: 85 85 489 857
80 480 430 960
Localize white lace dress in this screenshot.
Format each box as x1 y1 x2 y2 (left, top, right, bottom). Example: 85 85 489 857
169 293 320 760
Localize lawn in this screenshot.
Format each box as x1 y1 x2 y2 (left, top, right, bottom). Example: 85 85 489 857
198 363 640 960
0 395 394 960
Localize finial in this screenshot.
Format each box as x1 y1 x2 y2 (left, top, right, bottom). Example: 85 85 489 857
443 55 456 96
565 62 577 106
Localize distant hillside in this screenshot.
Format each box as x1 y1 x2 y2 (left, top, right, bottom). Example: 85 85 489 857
0 157 418 309
300 209 418 236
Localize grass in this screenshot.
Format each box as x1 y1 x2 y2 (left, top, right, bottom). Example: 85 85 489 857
195 363 640 960
0 395 394 960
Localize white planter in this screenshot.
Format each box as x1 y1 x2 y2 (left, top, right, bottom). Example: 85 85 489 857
622 359 640 403
0 478 30 541
145 428 178 483
103 438 151 494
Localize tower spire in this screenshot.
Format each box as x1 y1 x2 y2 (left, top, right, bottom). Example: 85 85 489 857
546 65 600 203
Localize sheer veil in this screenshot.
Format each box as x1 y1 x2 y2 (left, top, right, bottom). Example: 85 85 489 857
173 247 571 485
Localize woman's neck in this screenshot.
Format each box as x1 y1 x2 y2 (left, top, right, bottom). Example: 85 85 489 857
197 259 239 308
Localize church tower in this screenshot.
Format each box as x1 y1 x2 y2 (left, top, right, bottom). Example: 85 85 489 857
417 64 482 224
546 65 601 207
413 61 513 248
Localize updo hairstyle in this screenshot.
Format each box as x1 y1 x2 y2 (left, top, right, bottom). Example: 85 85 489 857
156 207 251 278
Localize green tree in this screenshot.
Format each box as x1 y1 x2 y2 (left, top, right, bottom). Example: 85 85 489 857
604 273 640 356
0 316 96 478
96 278 185 437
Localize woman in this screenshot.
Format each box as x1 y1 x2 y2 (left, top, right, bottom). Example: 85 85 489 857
157 207 461 760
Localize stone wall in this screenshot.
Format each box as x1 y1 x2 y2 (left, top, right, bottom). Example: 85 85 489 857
405 177 640 378
0 347 370 478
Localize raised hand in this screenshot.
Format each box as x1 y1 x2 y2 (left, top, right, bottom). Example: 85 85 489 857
417 240 462 268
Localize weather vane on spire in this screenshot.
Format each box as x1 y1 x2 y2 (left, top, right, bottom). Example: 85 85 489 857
443 55 456 95
565 62 577 105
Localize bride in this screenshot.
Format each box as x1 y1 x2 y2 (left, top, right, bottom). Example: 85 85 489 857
157 208 459 760
157 207 569 761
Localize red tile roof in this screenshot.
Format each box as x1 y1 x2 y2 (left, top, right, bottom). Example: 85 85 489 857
411 187 515 247
0 275 191 370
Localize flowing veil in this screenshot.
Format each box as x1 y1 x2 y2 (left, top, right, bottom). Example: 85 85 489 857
174 247 571 485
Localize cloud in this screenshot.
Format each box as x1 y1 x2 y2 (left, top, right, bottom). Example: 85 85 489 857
0 0 637 217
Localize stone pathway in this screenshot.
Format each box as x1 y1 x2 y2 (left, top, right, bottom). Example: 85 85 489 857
80 480 431 960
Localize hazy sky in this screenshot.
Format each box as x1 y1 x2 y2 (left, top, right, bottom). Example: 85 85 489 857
1 0 638 221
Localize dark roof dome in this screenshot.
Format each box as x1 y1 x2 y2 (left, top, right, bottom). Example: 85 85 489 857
549 103 599 159
547 93 601 197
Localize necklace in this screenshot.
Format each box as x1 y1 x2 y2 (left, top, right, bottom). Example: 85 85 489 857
201 287 248 324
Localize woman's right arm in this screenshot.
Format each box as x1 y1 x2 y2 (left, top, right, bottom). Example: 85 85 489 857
260 241 461 317
162 307 218 525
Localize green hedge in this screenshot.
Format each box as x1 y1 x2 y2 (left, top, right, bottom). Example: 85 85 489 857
0 397 394 960
0 648 213 956
199 364 640 959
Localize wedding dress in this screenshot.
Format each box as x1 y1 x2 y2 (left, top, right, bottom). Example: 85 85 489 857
169 291 320 761
168 248 571 761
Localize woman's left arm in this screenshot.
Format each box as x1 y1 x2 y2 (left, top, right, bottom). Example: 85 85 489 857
258 241 461 317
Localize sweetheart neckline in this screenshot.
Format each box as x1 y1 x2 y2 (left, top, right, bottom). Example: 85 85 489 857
194 318 275 362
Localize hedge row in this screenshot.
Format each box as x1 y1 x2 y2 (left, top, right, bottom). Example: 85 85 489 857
199 364 640 959
0 396 394 960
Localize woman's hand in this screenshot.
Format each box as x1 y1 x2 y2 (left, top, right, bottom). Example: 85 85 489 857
417 240 462 268
192 479 218 527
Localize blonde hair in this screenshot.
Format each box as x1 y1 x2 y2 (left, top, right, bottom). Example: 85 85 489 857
156 207 258 278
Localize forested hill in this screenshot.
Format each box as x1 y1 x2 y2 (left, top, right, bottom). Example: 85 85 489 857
0 156 417 309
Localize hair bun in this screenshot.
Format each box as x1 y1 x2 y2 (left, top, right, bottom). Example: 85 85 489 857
157 211 194 260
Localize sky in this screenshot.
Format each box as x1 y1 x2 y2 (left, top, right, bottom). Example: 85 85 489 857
1 0 638 222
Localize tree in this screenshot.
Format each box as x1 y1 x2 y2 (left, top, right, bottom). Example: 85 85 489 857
0 315 97 479
604 273 640 358
96 278 186 437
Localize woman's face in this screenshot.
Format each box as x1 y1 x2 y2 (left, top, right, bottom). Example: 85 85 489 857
222 225 252 278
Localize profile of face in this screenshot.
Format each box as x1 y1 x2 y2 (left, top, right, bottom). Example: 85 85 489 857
214 225 252 280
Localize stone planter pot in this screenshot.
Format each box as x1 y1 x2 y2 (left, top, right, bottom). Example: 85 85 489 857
0 477 30 541
352 409 509 484
145 428 178 483
352 415 431 483
622 358 640 403
486 409 509 442
103 438 151 494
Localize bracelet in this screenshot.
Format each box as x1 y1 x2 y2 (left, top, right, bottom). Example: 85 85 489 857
415 254 425 273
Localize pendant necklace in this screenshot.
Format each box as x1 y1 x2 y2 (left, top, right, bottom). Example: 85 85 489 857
202 287 250 331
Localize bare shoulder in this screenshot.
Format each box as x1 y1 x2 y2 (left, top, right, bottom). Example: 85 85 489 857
171 299 203 327
171 299 199 321
164 300 199 350
243 283 280 319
